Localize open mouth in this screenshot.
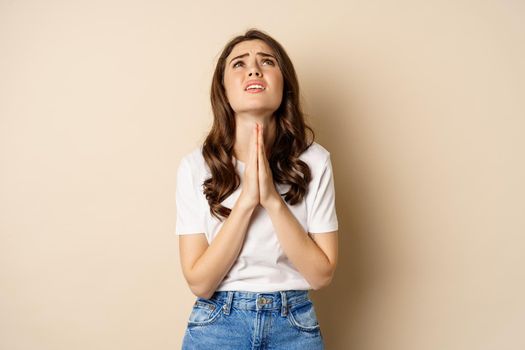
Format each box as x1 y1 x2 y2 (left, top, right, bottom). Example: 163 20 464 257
245 85 265 93
244 80 267 93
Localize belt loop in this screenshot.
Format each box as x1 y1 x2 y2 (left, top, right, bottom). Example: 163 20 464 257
280 291 288 317
222 291 234 315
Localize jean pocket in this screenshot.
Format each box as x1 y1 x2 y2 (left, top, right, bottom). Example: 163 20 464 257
187 298 224 327
287 300 321 332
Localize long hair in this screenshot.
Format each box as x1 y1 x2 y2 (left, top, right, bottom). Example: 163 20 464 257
202 28 315 221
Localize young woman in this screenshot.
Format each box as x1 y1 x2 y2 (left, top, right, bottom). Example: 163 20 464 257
175 28 338 350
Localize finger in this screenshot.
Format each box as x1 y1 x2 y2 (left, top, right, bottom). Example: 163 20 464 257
249 123 257 167
258 123 264 171
255 123 259 164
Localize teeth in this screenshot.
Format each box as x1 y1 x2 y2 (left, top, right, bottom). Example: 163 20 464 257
246 84 265 90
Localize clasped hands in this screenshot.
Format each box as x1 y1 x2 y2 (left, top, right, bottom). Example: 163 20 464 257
238 123 283 211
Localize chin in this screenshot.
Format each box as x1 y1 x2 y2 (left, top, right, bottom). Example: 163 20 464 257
235 103 279 114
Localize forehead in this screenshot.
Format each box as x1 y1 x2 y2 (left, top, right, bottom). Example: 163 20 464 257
227 39 275 59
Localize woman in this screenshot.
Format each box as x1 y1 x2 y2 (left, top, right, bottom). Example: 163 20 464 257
175 28 338 349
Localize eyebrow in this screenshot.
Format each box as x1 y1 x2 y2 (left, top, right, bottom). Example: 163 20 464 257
229 52 276 65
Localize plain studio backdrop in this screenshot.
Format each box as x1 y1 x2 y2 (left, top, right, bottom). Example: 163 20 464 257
1 0 524 349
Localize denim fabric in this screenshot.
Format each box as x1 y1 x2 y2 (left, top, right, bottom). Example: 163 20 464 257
181 290 324 350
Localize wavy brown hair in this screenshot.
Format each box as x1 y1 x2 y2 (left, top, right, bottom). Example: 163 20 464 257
202 28 316 221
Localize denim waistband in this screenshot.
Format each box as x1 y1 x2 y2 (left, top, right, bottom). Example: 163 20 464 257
206 290 311 317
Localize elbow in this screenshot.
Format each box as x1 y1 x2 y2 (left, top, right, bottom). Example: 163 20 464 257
194 290 215 299
189 282 216 300
191 287 214 299
311 270 335 291
312 278 332 291
185 269 217 299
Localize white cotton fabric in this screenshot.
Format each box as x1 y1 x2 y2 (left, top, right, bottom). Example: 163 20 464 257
175 141 338 292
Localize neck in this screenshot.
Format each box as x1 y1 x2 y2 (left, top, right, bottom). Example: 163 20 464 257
233 112 276 163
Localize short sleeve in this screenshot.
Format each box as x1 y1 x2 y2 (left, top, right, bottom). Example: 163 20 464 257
175 157 206 235
307 155 339 234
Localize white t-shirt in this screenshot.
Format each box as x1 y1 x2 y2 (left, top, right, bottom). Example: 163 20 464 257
175 141 338 292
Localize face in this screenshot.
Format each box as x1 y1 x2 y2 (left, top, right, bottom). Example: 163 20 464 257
223 39 284 116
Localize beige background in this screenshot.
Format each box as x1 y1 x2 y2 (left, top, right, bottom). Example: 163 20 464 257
1 0 524 349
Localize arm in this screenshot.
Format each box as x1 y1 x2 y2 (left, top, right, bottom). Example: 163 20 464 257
265 198 338 290
255 125 338 290
180 125 264 299
179 199 255 299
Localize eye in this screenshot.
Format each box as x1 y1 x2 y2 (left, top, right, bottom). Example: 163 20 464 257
263 59 275 66
233 60 244 68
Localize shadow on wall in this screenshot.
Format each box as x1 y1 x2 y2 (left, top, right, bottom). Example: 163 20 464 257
304 53 383 349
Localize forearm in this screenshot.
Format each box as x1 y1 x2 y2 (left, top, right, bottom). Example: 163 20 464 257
190 199 255 298
265 198 333 290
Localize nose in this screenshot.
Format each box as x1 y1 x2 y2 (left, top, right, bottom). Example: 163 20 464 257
248 63 261 77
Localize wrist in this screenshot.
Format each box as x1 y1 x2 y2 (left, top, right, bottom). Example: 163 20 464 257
263 195 285 213
236 193 258 212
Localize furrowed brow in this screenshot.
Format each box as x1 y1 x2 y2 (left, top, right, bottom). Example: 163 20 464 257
229 52 276 64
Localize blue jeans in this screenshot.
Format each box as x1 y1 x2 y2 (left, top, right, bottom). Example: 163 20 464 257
181 290 325 350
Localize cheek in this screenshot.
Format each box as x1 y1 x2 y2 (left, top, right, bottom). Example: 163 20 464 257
223 74 241 95
274 75 284 94
275 71 284 89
